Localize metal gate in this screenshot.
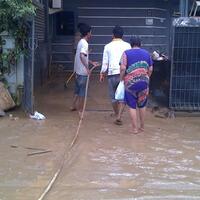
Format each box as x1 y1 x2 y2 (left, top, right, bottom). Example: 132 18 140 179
169 17 200 111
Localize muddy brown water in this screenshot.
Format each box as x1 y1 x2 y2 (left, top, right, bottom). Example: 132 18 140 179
0 74 200 200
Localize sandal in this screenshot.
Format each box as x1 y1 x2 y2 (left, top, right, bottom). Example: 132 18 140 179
110 113 117 117
70 107 77 111
139 127 144 132
114 119 123 126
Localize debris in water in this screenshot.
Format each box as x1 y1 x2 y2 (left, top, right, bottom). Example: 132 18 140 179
29 111 46 120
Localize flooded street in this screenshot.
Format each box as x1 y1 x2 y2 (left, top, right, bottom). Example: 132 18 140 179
0 74 200 200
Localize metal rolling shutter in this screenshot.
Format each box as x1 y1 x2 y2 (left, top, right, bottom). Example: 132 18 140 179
35 6 45 41
78 6 170 63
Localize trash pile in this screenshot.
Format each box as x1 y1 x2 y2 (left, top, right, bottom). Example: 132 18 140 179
152 50 168 61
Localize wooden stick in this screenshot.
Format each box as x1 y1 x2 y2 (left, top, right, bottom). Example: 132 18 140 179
10 145 46 151
65 72 75 85
27 150 52 156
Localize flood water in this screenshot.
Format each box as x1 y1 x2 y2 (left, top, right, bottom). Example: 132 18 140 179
0 74 200 200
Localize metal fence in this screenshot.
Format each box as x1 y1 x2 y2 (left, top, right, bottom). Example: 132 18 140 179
169 18 200 111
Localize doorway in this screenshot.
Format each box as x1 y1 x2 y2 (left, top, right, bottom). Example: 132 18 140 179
56 11 74 36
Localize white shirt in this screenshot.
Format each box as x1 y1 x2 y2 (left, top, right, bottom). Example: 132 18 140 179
101 39 131 75
74 38 88 76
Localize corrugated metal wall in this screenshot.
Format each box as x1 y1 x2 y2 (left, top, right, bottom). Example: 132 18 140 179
34 2 49 87
78 5 170 63
53 0 172 71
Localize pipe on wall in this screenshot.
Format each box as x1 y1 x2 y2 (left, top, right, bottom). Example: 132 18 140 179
179 0 189 16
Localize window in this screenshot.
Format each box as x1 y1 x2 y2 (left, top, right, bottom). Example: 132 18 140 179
56 11 74 35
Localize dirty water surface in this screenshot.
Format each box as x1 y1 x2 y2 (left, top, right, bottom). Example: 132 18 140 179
0 74 200 200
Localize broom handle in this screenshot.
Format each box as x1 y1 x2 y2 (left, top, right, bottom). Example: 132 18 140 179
65 72 75 84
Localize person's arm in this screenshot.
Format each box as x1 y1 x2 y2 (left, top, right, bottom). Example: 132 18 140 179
89 60 100 67
80 53 100 75
80 52 90 75
148 55 153 78
148 66 153 77
100 46 108 82
120 52 127 81
79 40 90 75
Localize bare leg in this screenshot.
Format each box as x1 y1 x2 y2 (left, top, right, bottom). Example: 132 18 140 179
70 94 78 111
78 96 85 119
117 102 125 120
112 102 119 116
114 102 125 125
138 107 146 131
78 96 84 112
129 107 138 134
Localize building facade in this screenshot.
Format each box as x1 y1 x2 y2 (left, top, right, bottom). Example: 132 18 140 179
23 0 197 113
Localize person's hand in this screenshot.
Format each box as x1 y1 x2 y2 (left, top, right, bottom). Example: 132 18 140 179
99 73 105 82
92 61 101 67
87 68 91 76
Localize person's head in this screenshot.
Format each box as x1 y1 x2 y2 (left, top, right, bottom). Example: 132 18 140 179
130 35 142 47
112 25 124 39
77 23 86 30
79 23 92 40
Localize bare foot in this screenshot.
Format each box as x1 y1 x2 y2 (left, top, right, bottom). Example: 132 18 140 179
114 119 123 126
78 111 88 120
129 128 139 135
131 129 138 134
78 111 84 120
139 127 144 132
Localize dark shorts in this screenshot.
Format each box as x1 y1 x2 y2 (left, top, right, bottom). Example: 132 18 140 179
74 74 88 97
125 81 149 109
108 74 120 103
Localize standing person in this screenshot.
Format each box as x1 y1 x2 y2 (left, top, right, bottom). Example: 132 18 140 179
120 36 153 134
70 23 99 117
99 25 131 125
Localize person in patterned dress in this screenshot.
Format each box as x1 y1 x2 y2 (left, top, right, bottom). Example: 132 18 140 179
120 36 153 134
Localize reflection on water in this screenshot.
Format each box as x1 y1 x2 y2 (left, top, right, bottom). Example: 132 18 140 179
47 114 200 200
39 76 200 200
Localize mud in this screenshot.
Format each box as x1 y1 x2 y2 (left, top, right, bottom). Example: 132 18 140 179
0 74 200 200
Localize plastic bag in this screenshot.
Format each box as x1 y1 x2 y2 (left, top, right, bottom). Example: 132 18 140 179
115 81 125 100
30 111 46 120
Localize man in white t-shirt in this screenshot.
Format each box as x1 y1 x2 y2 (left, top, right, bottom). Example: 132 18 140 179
71 24 99 116
100 25 131 125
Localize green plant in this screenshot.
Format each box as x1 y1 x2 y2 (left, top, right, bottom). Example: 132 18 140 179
0 0 35 79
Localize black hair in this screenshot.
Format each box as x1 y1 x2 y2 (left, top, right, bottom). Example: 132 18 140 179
112 25 124 38
130 36 141 47
77 22 86 30
79 23 91 37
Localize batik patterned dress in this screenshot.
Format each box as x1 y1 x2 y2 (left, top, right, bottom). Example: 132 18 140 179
121 48 153 108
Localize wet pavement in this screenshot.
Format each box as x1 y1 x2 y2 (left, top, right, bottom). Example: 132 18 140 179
0 74 200 200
